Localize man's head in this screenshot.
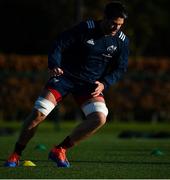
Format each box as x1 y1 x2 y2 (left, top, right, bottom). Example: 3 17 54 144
104 1 128 20
101 1 128 36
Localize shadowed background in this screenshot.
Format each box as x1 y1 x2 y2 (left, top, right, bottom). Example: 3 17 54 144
0 0 170 123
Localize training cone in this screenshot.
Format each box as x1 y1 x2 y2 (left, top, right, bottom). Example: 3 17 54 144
35 144 47 151
151 149 164 156
23 160 36 167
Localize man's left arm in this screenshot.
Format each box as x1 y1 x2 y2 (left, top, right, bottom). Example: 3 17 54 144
101 38 129 91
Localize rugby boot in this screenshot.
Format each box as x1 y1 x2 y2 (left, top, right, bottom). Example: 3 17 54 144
4 152 20 167
48 147 70 167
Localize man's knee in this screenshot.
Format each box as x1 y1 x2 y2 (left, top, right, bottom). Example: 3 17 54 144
31 109 46 120
25 97 55 129
90 112 107 125
97 113 107 125
81 101 108 117
34 97 55 116
24 109 46 130
81 101 108 126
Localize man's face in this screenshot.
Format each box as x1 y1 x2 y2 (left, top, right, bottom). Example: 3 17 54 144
103 17 124 36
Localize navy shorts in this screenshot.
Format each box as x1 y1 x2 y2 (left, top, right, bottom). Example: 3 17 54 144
45 75 104 105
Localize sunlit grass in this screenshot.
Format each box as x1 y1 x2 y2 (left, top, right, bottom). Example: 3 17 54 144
0 120 170 179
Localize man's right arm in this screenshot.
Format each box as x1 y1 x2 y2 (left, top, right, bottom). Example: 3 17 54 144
48 22 87 70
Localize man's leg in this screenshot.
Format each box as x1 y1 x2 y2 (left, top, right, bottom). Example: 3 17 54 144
62 97 107 145
4 89 57 167
49 96 108 165
69 111 107 144
16 89 57 147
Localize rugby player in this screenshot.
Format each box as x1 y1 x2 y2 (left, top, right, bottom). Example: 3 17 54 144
5 1 129 167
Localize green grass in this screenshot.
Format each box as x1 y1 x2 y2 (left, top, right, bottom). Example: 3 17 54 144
0 120 170 179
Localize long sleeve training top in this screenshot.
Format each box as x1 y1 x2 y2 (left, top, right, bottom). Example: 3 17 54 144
48 19 129 90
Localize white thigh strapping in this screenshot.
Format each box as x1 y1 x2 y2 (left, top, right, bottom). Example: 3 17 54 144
81 102 108 117
34 97 55 116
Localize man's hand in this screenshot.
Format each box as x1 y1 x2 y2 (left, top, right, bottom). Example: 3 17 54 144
91 81 105 97
48 67 64 77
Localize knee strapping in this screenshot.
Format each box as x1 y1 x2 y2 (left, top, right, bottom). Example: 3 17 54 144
34 97 55 116
81 102 108 117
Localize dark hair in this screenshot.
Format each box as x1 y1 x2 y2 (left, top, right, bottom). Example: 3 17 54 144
104 1 128 19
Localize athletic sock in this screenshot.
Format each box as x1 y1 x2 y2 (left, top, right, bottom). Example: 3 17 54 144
56 136 74 149
14 142 26 156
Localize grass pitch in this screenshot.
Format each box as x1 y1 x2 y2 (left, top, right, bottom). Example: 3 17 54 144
0 120 170 179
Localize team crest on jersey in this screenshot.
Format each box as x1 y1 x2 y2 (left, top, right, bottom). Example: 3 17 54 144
86 39 95 45
107 45 117 53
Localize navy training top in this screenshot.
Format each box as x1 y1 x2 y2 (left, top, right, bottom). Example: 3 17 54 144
48 19 129 90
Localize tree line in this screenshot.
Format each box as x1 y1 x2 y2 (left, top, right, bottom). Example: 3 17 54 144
0 54 170 122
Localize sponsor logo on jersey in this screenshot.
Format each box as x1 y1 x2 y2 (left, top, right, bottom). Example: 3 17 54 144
102 53 113 58
107 45 117 53
102 45 117 58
